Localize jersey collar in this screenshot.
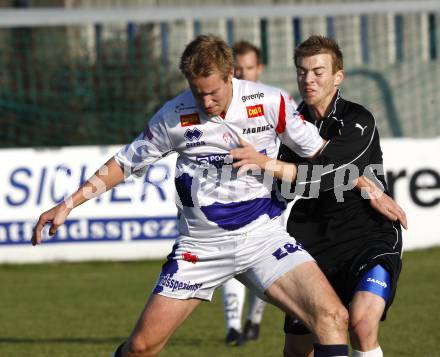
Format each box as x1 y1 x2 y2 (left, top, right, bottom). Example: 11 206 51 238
298 89 343 124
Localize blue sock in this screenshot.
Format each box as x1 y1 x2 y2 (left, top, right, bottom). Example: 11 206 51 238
313 343 349 357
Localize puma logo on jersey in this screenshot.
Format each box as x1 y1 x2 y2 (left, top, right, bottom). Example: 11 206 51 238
355 123 367 135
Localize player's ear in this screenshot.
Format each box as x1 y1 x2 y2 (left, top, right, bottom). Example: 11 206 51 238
334 69 344 86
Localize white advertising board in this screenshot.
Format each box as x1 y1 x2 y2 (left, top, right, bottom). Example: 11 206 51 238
380 138 439 250
0 146 178 263
0 138 438 263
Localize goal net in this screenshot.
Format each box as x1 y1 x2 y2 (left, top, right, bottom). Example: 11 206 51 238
0 1 439 147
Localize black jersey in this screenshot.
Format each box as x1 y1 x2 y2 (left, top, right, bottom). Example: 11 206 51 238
279 90 402 271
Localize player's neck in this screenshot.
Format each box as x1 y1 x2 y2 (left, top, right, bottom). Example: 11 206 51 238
309 105 330 121
309 90 338 121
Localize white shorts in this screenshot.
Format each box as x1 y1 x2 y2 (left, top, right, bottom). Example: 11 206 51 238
152 217 314 301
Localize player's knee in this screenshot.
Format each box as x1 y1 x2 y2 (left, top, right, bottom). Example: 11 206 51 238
310 305 348 343
126 336 159 357
349 317 378 350
318 304 348 333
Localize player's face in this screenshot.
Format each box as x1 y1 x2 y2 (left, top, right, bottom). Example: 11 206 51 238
234 52 263 82
296 53 343 116
188 71 234 117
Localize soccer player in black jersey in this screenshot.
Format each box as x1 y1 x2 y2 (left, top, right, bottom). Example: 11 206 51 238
230 35 407 357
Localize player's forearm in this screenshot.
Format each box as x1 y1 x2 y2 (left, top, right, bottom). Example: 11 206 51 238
259 158 298 183
354 175 383 198
307 139 327 160
64 157 125 209
230 140 298 182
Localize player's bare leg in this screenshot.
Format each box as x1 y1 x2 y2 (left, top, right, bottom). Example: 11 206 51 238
349 291 385 356
118 294 201 357
265 261 348 354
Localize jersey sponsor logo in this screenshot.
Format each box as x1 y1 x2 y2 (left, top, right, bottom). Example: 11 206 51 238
182 251 199 264
180 113 201 127
366 277 387 288
196 153 232 168
242 124 274 135
272 242 303 260
184 128 206 148
241 91 265 102
355 123 368 135
246 104 264 118
175 103 198 113
186 141 206 148
184 127 203 141
196 150 266 168
157 273 203 292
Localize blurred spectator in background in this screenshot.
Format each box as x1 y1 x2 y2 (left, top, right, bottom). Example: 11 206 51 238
233 40 264 82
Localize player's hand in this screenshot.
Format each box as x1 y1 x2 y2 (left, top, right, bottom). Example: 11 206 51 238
369 192 408 229
32 203 72 245
230 137 270 175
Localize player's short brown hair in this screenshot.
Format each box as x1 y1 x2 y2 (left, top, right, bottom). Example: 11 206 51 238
180 35 233 82
294 35 343 73
232 40 262 64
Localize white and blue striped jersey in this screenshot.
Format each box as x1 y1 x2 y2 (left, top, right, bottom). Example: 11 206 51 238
115 78 322 238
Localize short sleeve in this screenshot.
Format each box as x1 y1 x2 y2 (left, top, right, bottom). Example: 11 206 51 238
275 93 323 158
114 109 174 178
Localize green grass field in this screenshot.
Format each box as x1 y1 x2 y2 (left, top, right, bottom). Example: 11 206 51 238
1 247 439 357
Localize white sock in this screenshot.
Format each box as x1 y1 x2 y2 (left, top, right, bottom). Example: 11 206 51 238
352 346 383 357
247 293 266 324
222 278 245 331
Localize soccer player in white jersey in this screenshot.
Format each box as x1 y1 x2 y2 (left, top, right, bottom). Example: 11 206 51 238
221 40 298 346
32 35 350 357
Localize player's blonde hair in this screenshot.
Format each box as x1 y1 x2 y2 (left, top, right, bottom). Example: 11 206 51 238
294 35 343 73
180 35 233 82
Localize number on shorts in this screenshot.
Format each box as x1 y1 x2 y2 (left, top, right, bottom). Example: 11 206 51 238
272 243 299 260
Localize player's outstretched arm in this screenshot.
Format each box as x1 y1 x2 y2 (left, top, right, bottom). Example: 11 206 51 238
355 175 408 229
32 157 125 245
230 137 298 182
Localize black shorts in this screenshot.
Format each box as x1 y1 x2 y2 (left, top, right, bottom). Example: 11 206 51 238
284 222 402 335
